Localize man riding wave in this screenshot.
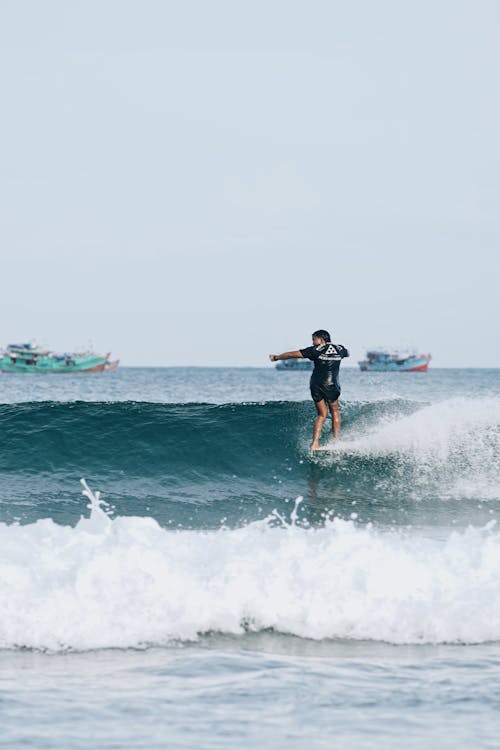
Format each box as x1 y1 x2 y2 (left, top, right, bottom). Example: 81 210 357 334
269 329 349 451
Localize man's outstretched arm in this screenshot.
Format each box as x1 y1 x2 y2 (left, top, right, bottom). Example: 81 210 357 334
269 350 304 362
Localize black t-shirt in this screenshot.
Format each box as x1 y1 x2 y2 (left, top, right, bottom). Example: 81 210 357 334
299 343 349 389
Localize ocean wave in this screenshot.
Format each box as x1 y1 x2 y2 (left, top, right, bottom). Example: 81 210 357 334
0 398 499 527
1 397 498 470
1 484 500 650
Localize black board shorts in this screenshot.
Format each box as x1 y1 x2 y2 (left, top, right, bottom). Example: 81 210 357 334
310 380 341 404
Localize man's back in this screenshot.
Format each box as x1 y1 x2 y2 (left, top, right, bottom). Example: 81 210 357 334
300 343 349 388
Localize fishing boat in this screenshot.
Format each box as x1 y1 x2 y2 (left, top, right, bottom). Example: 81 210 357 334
359 349 431 373
0 343 119 374
275 358 313 371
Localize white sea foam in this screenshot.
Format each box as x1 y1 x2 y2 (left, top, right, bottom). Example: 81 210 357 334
2 484 500 650
342 397 500 455
325 397 500 499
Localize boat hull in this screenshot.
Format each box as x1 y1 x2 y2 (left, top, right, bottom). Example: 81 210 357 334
0 355 115 374
359 355 431 373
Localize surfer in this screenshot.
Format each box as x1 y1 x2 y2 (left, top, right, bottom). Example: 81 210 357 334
269 330 349 450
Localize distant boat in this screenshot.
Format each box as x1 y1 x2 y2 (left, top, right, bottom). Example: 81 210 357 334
0 343 119 374
359 349 431 373
275 358 313 371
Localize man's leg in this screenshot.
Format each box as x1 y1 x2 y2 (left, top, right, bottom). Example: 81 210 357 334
311 399 328 451
328 399 341 439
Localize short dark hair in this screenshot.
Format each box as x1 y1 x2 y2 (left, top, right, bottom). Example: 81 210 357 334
312 329 331 342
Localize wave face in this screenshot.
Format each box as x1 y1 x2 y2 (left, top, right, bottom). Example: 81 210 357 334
1 502 500 650
0 398 499 528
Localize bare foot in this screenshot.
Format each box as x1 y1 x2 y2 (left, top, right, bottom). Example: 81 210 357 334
310 442 320 452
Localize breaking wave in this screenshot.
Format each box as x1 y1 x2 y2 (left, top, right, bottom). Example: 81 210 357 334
1 483 500 650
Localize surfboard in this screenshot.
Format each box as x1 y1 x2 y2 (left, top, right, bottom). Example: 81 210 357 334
311 443 342 453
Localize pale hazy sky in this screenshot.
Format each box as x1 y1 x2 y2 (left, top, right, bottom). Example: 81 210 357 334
1 1 499 366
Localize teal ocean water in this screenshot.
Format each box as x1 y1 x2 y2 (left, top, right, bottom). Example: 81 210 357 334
1 367 499 748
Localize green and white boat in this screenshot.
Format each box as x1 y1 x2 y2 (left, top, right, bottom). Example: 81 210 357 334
0 343 119 374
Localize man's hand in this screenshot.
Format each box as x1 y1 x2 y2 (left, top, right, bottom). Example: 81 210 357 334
269 350 303 362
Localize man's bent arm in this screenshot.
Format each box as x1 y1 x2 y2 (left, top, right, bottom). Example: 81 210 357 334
269 350 304 362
